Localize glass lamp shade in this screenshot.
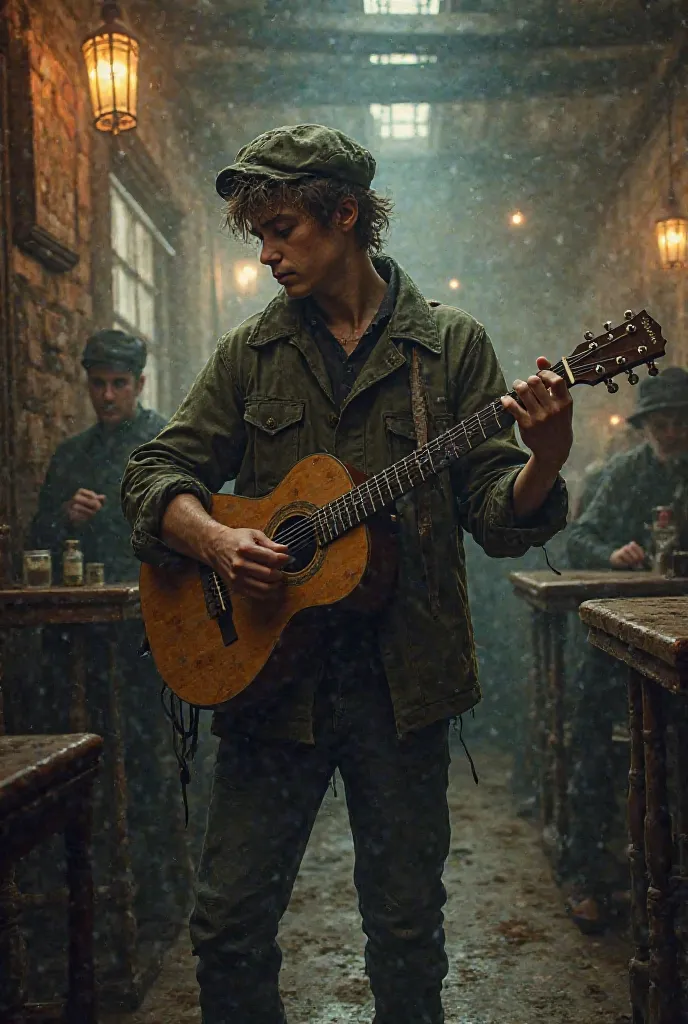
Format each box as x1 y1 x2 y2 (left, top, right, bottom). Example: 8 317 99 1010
656 211 688 270
82 14 139 134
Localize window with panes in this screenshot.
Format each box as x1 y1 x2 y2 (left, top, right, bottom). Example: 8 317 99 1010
110 176 174 411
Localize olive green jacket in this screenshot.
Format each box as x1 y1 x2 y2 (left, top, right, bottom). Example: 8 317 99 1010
122 258 567 741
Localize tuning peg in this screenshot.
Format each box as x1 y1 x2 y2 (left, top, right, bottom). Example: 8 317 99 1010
625 310 634 319
584 330 594 341
604 321 612 331
626 371 640 385
647 361 659 377
605 379 620 394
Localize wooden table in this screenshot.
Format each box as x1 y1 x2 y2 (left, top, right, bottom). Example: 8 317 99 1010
0 585 147 1008
0 733 102 1023
580 596 688 1024
509 571 688 866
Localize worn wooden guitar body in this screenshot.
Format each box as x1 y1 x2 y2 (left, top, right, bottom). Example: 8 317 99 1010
139 453 397 708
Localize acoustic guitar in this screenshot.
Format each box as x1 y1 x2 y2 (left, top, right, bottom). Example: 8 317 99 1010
139 309 667 708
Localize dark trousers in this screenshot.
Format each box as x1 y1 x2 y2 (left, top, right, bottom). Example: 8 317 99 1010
190 641 451 1024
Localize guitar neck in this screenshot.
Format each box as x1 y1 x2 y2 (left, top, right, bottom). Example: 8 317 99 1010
313 357 569 546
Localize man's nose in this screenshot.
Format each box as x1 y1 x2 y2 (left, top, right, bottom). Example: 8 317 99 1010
259 242 278 267
103 385 116 402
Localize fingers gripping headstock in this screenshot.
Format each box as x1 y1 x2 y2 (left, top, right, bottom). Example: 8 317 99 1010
563 310 667 393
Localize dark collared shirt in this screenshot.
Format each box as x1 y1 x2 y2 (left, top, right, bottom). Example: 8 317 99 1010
302 260 399 410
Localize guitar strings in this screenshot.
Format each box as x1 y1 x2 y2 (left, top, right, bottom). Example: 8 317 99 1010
269 343 641 555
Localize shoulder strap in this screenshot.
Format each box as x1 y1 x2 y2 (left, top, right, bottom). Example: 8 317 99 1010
410 346 440 618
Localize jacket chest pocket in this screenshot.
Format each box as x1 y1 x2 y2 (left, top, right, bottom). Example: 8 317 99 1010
243 399 305 495
384 413 417 465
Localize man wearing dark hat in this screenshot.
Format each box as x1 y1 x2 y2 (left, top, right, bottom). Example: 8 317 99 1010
122 124 573 1024
564 366 688 932
27 329 188 946
30 328 166 579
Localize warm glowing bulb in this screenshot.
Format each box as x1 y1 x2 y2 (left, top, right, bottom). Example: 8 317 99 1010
609 414 622 427
91 59 129 87
510 211 525 227
234 261 259 292
448 278 460 290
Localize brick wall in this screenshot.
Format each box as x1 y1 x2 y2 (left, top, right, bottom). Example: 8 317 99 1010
5 0 226 541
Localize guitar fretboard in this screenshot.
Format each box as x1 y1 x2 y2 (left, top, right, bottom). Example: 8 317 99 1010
312 394 517 546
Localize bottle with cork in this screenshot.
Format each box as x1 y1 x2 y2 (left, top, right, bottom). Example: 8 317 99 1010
63 539 84 586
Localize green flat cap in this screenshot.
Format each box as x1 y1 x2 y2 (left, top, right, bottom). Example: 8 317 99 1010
81 328 147 375
216 123 376 199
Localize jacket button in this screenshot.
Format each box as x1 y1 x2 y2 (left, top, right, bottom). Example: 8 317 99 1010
266 416 276 429
328 413 339 427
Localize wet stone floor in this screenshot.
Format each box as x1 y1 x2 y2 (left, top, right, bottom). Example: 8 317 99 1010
106 744 632 1024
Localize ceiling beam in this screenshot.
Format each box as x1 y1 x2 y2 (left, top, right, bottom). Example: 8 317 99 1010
189 47 662 106
156 6 673 56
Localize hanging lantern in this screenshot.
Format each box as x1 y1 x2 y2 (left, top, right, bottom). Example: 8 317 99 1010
82 1 139 135
656 197 688 271
655 84 688 270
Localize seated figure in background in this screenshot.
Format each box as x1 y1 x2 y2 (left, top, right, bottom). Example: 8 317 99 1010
564 366 688 933
23 330 192 951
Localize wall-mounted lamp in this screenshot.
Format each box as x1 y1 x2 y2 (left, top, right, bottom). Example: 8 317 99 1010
656 84 687 270
82 1 139 135
509 210 525 227
448 278 460 290
234 261 259 294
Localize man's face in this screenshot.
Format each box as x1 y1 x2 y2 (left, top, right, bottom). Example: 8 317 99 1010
87 367 144 428
251 203 356 299
643 408 688 462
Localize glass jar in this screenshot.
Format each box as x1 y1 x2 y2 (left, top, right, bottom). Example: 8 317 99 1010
85 562 105 586
23 549 52 588
63 539 84 586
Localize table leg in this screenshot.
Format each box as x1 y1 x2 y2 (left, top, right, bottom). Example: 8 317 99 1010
69 625 88 733
672 696 688 1019
0 865 27 1021
65 787 96 1024
628 669 649 1023
105 638 139 1001
643 676 678 1023
538 611 554 832
550 611 568 868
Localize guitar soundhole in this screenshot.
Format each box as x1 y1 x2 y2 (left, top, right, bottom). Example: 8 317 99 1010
273 514 318 575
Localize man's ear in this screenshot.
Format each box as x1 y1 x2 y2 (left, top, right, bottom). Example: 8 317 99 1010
136 373 146 397
334 196 359 234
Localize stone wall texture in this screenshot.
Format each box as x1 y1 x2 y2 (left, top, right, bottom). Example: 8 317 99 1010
6 0 230 543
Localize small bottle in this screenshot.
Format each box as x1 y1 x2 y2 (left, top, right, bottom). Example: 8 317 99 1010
63 539 84 586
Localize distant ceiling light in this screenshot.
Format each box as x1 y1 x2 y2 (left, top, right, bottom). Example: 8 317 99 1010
448 278 460 290
82 1 139 135
509 211 525 227
364 0 440 13
234 261 259 294
369 53 438 65
609 414 623 427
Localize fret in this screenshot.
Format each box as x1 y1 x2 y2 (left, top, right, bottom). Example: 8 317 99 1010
343 500 352 530
383 469 395 502
415 451 427 481
477 414 486 439
351 489 363 524
365 479 377 514
426 448 436 473
393 463 402 496
374 474 384 507
492 403 502 429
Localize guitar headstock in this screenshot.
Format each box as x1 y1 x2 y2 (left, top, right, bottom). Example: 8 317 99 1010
564 310 667 393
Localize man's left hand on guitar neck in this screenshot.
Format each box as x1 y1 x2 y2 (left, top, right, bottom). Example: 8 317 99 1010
501 356 573 522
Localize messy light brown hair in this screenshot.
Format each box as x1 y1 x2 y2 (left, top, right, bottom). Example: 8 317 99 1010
223 175 394 254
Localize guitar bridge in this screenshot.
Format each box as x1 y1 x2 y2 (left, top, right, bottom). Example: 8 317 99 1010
199 564 238 647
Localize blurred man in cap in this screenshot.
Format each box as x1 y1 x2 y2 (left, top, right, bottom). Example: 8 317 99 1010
564 366 688 932
30 328 166 579
26 330 187 941
123 123 573 1024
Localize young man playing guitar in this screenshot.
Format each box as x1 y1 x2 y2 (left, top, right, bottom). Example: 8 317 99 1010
122 124 572 1024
